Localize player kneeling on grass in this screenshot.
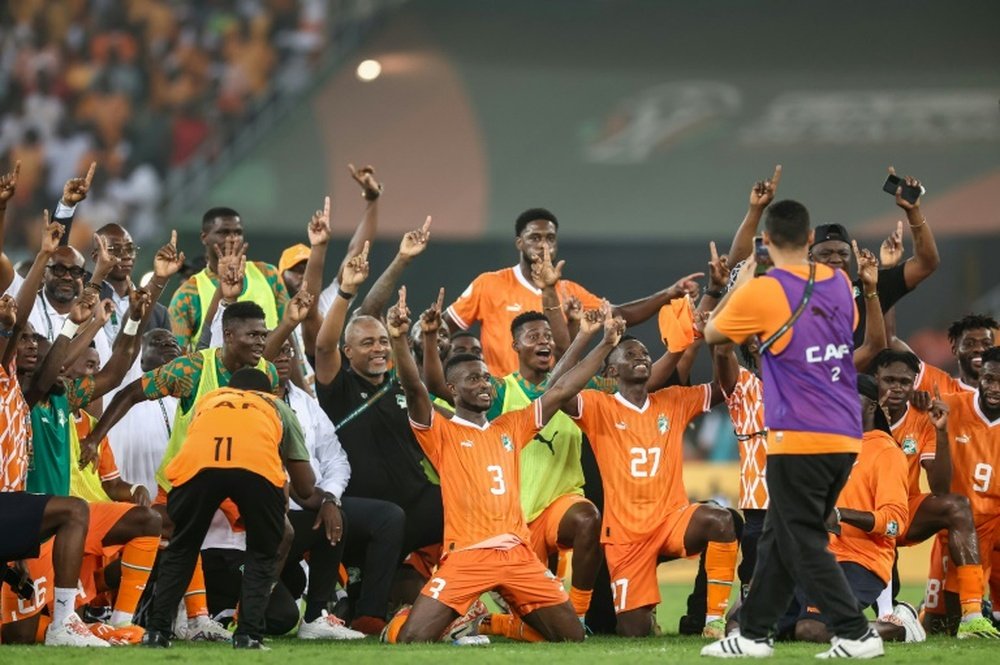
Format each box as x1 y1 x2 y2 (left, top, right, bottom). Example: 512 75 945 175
382 287 622 644
140 368 316 650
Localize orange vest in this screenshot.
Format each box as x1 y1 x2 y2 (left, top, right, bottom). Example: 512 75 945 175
165 388 285 488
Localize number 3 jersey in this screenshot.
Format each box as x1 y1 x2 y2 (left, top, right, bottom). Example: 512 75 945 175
410 402 543 554
166 387 309 488
942 390 1000 522
571 385 711 544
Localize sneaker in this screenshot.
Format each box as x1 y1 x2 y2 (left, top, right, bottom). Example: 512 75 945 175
815 629 884 659
890 602 926 643
488 591 510 614
172 602 189 640
441 599 488 642
233 634 269 650
298 611 366 640
187 614 232 642
380 605 411 644
957 615 1000 639
701 634 774 658
704 618 728 639
45 614 111 647
453 635 490 646
91 622 146 645
141 629 171 648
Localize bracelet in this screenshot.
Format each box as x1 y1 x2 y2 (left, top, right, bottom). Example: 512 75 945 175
908 218 927 229
85 282 102 292
220 299 236 308
129 484 142 496
864 291 878 300
0 328 13 338
362 184 383 201
150 279 167 290
60 320 80 338
705 289 724 299
544 305 562 312
123 318 140 336
337 288 356 301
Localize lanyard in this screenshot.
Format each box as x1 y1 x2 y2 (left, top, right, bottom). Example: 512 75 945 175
157 398 172 437
39 291 55 340
335 377 396 431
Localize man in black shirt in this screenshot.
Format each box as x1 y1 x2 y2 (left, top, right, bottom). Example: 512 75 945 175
809 168 939 348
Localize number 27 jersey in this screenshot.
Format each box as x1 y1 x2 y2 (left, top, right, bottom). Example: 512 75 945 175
572 385 711 544
943 390 1000 521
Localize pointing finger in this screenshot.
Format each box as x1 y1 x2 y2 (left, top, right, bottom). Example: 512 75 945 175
360 240 370 261
170 229 177 248
709 240 719 262
12 160 20 180
84 162 96 187
399 285 407 310
324 196 331 220
422 215 432 234
436 287 445 311
933 385 942 400
771 164 782 187
887 165 896 176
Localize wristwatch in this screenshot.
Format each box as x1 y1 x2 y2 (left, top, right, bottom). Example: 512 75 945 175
322 493 342 508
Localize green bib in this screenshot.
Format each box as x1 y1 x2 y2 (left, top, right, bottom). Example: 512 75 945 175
70 412 112 503
193 262 278 345
155 349 269 491
500 374 584 522
26 394 72 496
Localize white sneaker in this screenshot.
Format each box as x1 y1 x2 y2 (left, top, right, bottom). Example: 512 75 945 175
701 634 774 658
187 614 232 642
297 611 366 640
815 629 884 659
172 602 189 640
453 635 490 646
44 614 111 647
441 599 488 642
891 602 926 643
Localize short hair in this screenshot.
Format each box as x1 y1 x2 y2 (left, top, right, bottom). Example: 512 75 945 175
510 311 548 340
982 346 1000 365
450 330 478 342
604 334 641 370
444 353 484 380
228 368 272 392
515 208 558 236
94 223 126 237
763 200 811 249
222 301 265 329
947 314 999 345
202 206 241 231
871 349 921 375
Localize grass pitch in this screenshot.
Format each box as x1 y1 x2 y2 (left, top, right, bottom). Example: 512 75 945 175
3 583 990 664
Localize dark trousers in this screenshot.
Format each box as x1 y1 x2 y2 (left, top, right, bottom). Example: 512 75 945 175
341 496 405 618
202 548 300 635
148 469 285 640
281 509 346 613
400 485 443 554
739 454 869 641
739 509 767 597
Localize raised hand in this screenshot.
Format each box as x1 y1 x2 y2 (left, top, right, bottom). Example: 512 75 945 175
39 210 65 254
219 253 246 303
386 286 411 338
927 386 950 430
128 286 152 321
285 285 315 324
94 299 115 326
602 315 626 347
91 233 122 283
888 166 923 211
579 305 606 336
420 288 446 335
909 390 932 412
62 162 96 205
69 289 100 325
563 295 583 323
153 230 186 279
749 164 782 209
308 196 332 247
342 240 370 290
399 216 432 259
707 241 730 291
0 294 16 329
348 164 383 201
879 221 904 268
668 272 705 300
531 244 564 289
0 161 20 205
852 240 879 291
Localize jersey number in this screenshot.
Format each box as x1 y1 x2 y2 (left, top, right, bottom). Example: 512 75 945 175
830 367 841 382
486 465 506 495
629 447 661 478
214 436 233 462
427 577 447 599
611 578 629 612
973 463 993 493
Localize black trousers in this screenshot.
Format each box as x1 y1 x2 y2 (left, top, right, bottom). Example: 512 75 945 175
341 496 405 618
739 454 869 641
739 509 767 597
148 469 285 640
202 548 301 635
400 484 443 554
281 509 346 613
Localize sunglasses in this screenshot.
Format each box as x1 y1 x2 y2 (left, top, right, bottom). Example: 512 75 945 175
106 243 140 258
47 264 86 280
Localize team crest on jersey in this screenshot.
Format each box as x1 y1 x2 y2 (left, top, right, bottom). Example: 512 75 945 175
657 414 669 434
501 434 513 452
886 520 899 537
396 395 407 409
901 436 917 455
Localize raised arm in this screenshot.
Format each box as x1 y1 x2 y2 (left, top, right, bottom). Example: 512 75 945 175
888 167 940 290
78 379 147 469
542 316 625 424
264 287 314 361
419 288 450 401
387 286 432 426
55 162 96 245
0 296 16 363
728 165 781 266
27 289 100 404
314 242 369 384
358 216 431 318
924 388 952 496
548 304 607 387
852 241 886 372
531 245 571 358
89 289 151 400
0 161 20 292
610 270 705 328
337 165 382 282
300 197 332 353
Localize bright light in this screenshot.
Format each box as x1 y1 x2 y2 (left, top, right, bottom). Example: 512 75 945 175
356 59 382 82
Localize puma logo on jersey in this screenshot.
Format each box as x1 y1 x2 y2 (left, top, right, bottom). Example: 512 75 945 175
615 421 627 430
956 435 970 444
533 431 557 454
460 440 474 448
506 303 523 312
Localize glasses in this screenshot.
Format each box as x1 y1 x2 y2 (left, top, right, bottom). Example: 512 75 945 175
106 243 139 258
276 346 295 359
47 264 86 280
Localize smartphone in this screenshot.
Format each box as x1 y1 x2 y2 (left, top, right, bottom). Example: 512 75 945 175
753 236 772 276
882 174 925 205
2 566 35 601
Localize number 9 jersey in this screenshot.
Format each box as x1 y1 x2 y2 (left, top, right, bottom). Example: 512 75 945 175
942 390 1000 521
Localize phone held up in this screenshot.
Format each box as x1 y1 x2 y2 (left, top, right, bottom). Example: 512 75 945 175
882 174 925 205
753 236 773 276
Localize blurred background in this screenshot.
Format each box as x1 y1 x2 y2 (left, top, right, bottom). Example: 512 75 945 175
2 0 998 473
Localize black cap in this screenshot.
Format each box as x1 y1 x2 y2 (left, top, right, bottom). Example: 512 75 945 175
857 373 879 401
812 223 852 247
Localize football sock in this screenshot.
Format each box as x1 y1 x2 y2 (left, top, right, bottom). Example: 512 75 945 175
184 555 209 618
111 535 159 625
956 564 984 620
53 587 77 625
569 587 593 618
480 613 545 642
705 540 738 622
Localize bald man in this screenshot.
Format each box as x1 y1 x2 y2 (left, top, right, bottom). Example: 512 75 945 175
93 224 170 341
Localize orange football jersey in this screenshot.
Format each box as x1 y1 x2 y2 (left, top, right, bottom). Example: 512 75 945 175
942 391 1000 521
915 362 963 396
0 361 31 492
724 367 769 509
888 405 937 497
410 401 542 553
572 385 711 544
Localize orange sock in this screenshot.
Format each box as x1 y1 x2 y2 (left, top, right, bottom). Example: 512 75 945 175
956 564 985 618
569 587 592 618
111 535 159 623
480 613 545 642
382 607 411 644
705 540 738 620
184 554 208 618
